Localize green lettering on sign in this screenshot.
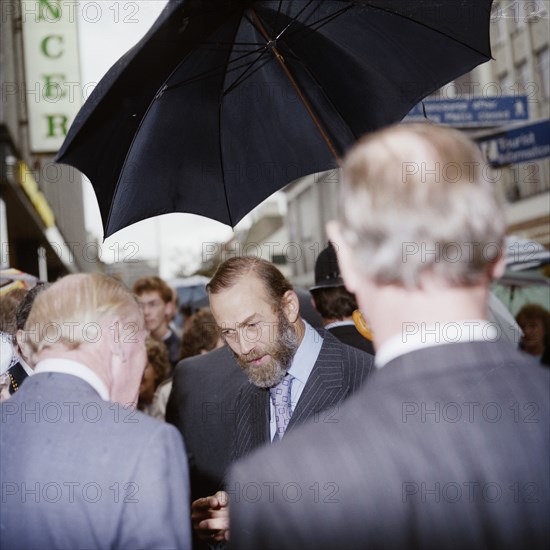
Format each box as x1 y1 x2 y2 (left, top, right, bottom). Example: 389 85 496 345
42 74 66 99
40 35 64 58
39 0 62 21
45 114 68 137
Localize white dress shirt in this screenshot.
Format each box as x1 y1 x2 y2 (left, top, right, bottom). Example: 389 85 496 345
35 358 110 400
19 357 34 377
324 320 356 330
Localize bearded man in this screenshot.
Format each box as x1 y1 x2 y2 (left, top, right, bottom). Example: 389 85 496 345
184 256 373 544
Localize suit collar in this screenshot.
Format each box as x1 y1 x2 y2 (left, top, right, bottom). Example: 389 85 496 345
377 340 525 387
287 320 323 392
12 370 108 402
376 320 500 369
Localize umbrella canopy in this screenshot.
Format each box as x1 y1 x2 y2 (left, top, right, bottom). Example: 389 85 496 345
56 0 493 238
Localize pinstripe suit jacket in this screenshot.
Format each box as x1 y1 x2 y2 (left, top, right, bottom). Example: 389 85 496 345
232 330 373 461
229 341 550 550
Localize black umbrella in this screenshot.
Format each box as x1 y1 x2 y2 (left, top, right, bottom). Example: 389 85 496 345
56 0 493 238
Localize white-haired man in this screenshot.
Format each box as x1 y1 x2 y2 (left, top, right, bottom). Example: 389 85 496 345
228 123 550 549
0 273 191 549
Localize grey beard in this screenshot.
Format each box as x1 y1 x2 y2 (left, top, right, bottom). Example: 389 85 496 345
234 312 298 389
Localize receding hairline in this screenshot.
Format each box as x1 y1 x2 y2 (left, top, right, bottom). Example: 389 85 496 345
207 263 255 295
207 257 294 315
27 273 140 326
346 123 480 171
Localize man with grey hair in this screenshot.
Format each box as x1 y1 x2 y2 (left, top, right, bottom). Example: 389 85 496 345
0 273 191 549
228 123 550 549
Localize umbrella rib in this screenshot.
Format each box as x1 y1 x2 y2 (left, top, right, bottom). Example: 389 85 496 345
235 5 349 88
217 8 254 228
239 4 353 92
279 5 353 50
223 8 347 99
274 0 317 41
223 48 273 96
273 0 284 37
164 46 265 92
249 7 340 161
195 41 264 46
223 56 274 97
357 1 493 59
168 5 347 103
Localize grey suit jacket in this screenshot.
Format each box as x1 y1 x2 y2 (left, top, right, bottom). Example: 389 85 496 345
232 330 373 461
1 372 191 550
229 341 550 550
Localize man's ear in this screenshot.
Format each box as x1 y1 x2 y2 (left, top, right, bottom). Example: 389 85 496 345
489 247 507 281
106 317 125 359
326 221 360 294
282 290 300 323
15 329 32 361
15 329 25 351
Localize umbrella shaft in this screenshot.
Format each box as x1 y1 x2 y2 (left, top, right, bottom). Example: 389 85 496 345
250 7 340 162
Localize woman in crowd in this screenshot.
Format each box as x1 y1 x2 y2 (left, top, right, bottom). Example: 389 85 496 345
179 308 223 360
516 303 550 366
138 337 172 418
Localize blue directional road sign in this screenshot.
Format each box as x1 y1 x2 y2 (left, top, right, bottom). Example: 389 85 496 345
405 96 529 127
476 120 550 167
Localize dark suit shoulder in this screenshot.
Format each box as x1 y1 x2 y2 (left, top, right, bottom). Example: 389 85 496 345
375 340 550 392
328 324 375 355
317 329 374 386
166 346 247 500
170 346 246 403
173 345 239 377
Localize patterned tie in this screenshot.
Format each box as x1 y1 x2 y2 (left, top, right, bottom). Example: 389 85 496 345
270 373 294 441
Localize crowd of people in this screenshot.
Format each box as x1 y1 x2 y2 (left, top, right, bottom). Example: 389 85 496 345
0 123 548 549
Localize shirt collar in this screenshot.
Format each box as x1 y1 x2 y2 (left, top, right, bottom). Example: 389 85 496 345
324 320 355 330
34 358 110 400
375 320 500 369
19 357 34 377
288 321 323 385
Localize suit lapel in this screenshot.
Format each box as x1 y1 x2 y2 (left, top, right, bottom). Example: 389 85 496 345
287 334 347 432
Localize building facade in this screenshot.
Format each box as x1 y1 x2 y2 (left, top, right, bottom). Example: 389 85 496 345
468 0 549 246
1 0 91 280
285 1 550 285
